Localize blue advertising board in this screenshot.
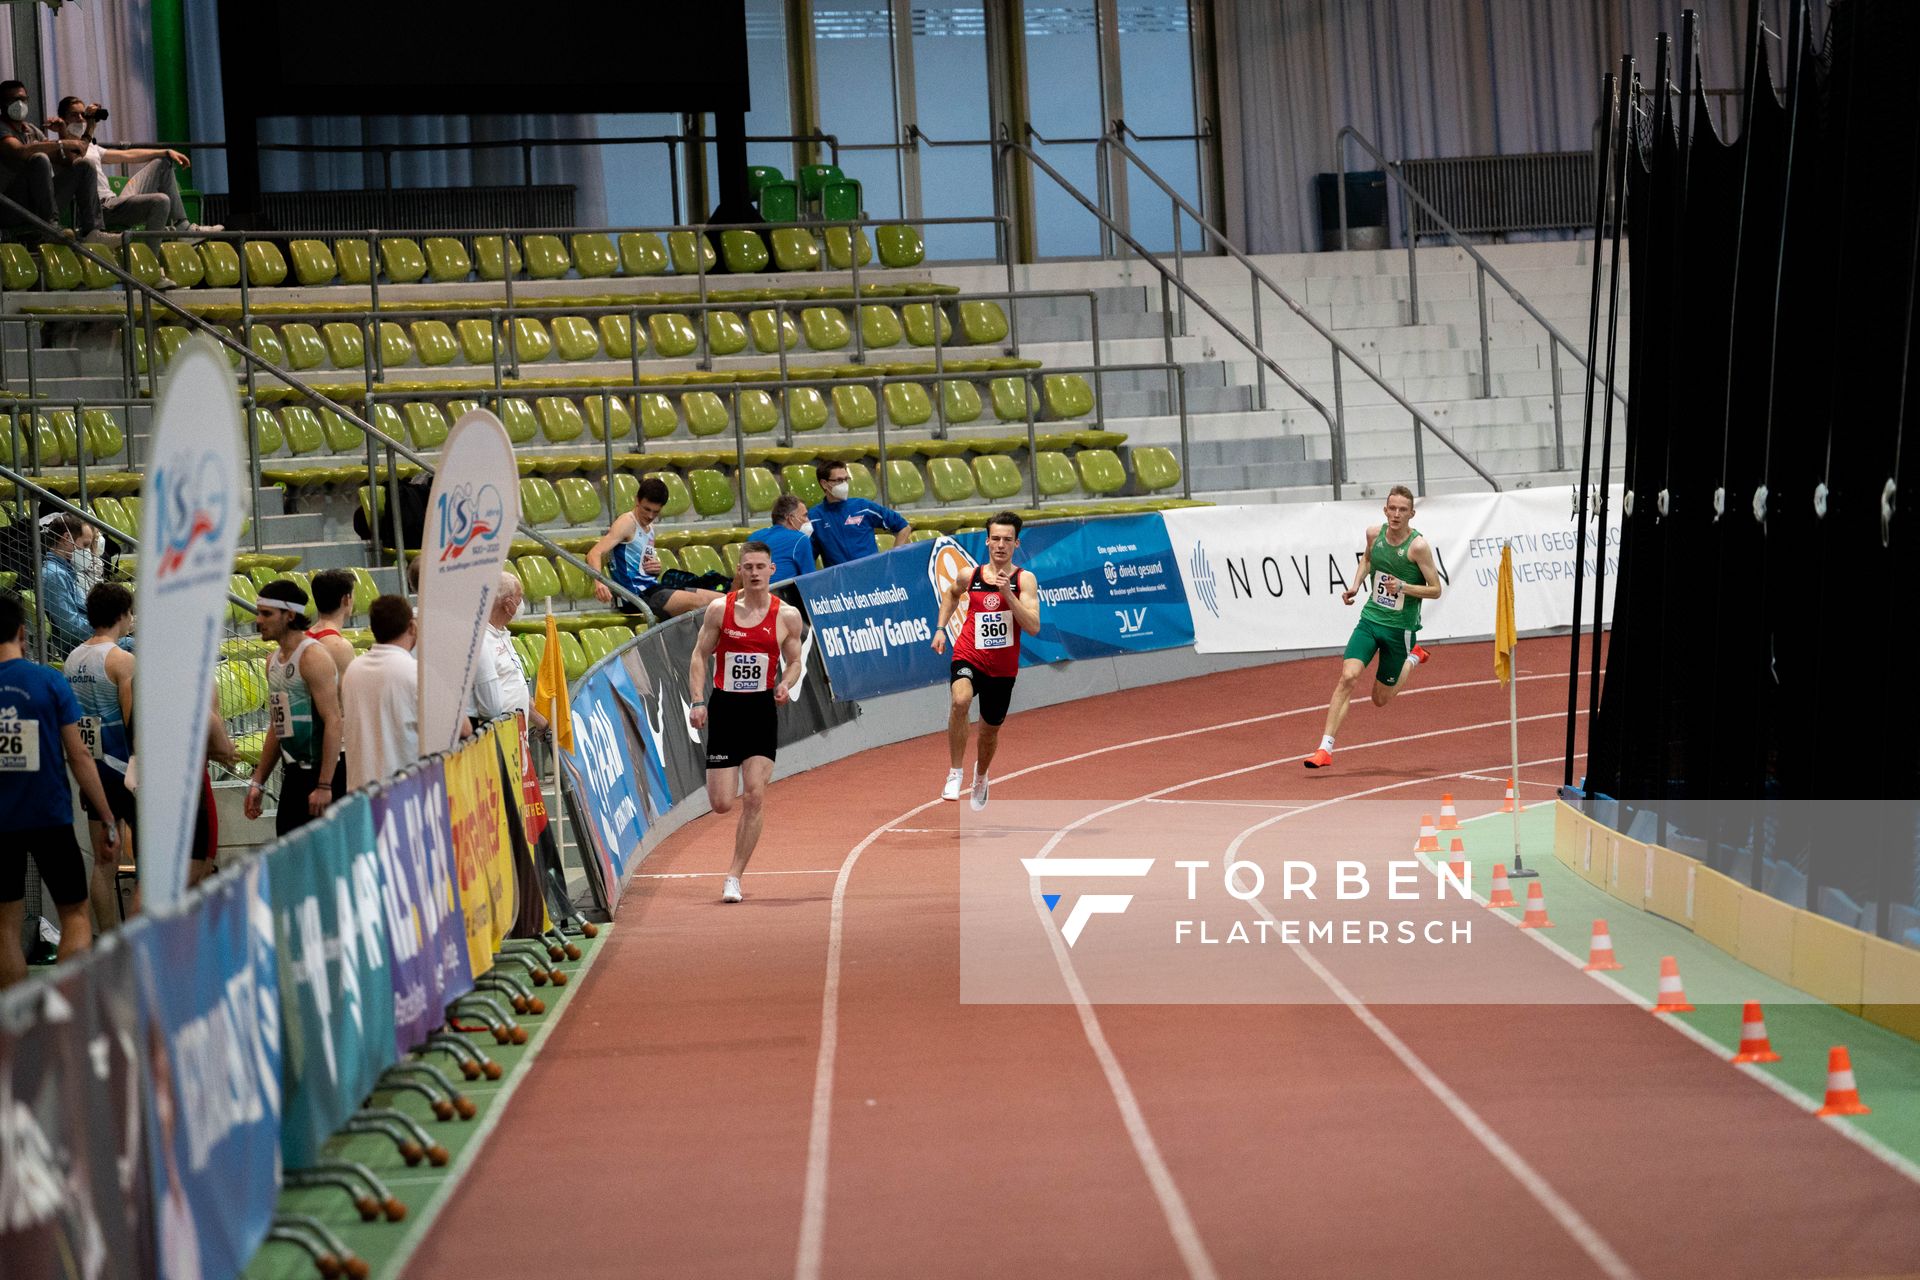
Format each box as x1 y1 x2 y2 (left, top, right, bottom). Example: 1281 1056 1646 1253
371 759 473 1058
561 662 650 906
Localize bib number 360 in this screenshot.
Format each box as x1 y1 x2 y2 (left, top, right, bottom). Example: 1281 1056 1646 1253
974 610 1012 649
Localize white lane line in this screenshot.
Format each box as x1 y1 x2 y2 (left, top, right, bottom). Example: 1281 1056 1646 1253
792 668 1589 1280
1142 798 1307 810
633 869 843 879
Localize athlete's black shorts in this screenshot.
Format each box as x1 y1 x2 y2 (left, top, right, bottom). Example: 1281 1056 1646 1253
617 582 682 620
278 760 347 836
193 773 217 863
80 765 137 829
951 660 1016 727
704 688 777 769
2 825 89 906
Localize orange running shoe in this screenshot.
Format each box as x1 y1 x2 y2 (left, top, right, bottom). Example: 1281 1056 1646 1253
1411 644 1432 665
1303 748 1333 769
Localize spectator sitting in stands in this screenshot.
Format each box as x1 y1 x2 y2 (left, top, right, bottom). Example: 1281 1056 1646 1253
750 495 819 584
52 95 219 242
0 78 104 241
40 513 101 658
587 476 726 621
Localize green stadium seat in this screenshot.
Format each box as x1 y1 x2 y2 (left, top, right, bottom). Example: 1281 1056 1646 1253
831 385 877 430
369 403 407 448
1131 445 1181 492
941 380 983 424
557 556 596 602
242 240 288 286
0 243 37 290
680 543 727 579
319 407 363 453
720 230 770 274
737 390 780 434
973 454 1023 502
82 410 124 460
378 321 415 368
248 323 285 367
619 232 668 276
1044 374 1095 420
96 242 152 290
743 466 781 514
536 396 585 444
378 237 428 283
683 390 731 436
859 305 903 349
927 457 976 504
1034 450 1078 497
37 243 81 290
517 555 563 603
797 162 842 202
746 164 785 196
598 315 640 360
786 387 829 433
250 408 285 457
1076 448 1127 495
782 464 823 506
499 398 538 444
758 180 800 224
349 567 379 613
559 630 590 682
585 395 633 441
609 473 639 513
822 179 863 223
876 224 926 268
823 226 873 271
524 234 572 280
770 228 820 272
556 477 601 525
158 240 204 287
883 382 932 427
91 496 132 539
638 393 679 438
902 302 951 347
411 319 458 366
197 240 241 287
959 300 1010 345
845 461 879 500
551 316 600 361
319 322 363 368
474 235 523 280
334 238 373 284
707 310 749 357
280 323 326 371
279 405 325 456
749 308 799 353
570 233 620 279
648 313 700 358
511 316 553 363
802 307 851 351
645 470 692 517
403 402 449 449
423 237 472 282
520 478 562 525
721 541 746 572
668 230 716 275
989 376 1032 421
884 459 926 505
688 469 736 519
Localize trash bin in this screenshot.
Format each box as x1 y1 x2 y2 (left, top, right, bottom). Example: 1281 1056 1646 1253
1315 170 1387 251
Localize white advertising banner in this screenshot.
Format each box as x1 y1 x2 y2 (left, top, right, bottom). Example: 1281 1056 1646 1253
1161 487 1622 654
416 410 521 751
136 338 247 909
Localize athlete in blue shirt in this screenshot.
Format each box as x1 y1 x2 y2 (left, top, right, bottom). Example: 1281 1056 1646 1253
588 476 724 621
749 496 818 583
806 459 912 566
0 592 118 988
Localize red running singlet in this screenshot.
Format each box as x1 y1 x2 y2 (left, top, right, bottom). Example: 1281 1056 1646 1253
951 565 1022 678
712 593 783 692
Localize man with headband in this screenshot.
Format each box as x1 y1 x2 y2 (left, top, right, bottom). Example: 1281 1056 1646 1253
243 580 344 835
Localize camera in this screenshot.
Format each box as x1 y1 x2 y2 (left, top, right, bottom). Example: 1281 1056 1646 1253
84 105 108 122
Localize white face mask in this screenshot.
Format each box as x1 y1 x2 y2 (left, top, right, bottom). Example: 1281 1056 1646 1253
826 482 850 501
64 121 85 138
4 102 26 122
71 547 97 574
798 519 814 537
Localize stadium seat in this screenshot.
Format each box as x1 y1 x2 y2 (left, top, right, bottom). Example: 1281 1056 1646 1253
558 556 596 601
1131 445 1181 492
822 179 862 222
349 567 379 613
845 461 879 500
722 541 746 572
902 302 952 347
942 380 984 424
510 316 553 362
585 395 634 441
411 320 458 366
556 477 601 525
517 555 563 603
334 238 373 284
688 469 736 519
738 390 781 434
197 240 242 287
720 230 770 274
249 408 285 457
1076 448 1127 495
648 313 700 359
247 324 285 367
884 459 926 505
639 393 679 438
279 405 326 456
1034 450 1078 497
876 224 926 268
668 231 716 274
82 410 124 460
758 180 800 224
319 407 363 453
378 322 415 368
158 240 205 287
242 240 288 286
559 630 590 681
423 237 472 282
474 235 523 280
619 232 668 276
498 398 539 444
801 307 851 351
707 311 749 357
883 382 932 427
831 385 877 430
321 322 365 369
989 377 1032 421
570 233 620 278
520 478 562 525
823 226 873 270
799 162 843 202
771 228 820 272
1043 374 1095 419
927 457 977 504
972 454 1023 502
288 239 337 286
0 243 37 290
680 543 726 578
369 403 407 448
645 470 692 517
598 315 640 359
859 305 903 349
280 323 327 371
684 391 730 437
743 466 781 514
535 396 585 444
403 402 449 449
749 308 799 353
609 472 638 512
782 464 823 506
786 387 829 432
746 164 785 197
378 237 428 284
551 316 601 361
524 234 572 279
959 300 1010 345
37 243 81 290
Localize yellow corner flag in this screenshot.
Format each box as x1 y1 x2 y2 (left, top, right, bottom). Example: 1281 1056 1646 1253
1494 541 1517 686
534 610 574 754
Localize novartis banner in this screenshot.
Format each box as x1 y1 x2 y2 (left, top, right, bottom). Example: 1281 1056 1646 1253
1160 488 1622 654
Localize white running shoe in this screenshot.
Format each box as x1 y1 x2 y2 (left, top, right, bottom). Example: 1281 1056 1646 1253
721 875 743 903
969 771 989 811
941 768 963 801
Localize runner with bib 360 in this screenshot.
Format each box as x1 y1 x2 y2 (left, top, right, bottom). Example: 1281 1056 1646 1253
932 512 1042 810
1304 485 1442 769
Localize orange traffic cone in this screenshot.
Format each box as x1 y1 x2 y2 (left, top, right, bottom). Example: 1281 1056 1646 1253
1583 919 1622 970
1445 837 1468 887
1500 779 1518 813
1652 956 1694 1013
1486 863 1517 908
1816 1046 1870 1115
1414 814 1440 853
1519 881 1554 928
1731 1001 1780 1063
1437 794 1460 830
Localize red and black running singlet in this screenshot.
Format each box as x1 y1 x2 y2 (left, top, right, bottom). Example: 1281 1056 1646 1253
307 628 343 641
952 565 1022 677
713 593 783 693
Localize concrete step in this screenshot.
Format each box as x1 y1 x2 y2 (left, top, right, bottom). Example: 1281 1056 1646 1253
256 510 326 543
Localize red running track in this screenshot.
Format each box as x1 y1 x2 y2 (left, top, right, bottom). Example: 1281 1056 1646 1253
406 642 1920 1279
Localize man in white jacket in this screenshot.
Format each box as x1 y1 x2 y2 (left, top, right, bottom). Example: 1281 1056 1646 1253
340 595 419 791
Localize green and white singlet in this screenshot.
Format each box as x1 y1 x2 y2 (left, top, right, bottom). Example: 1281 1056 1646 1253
1358 524 1427 631
268 635 323 769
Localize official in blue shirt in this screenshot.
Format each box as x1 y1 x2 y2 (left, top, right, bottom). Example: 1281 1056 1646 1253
750 495 819 583
807 459 912 567
38 513 98 658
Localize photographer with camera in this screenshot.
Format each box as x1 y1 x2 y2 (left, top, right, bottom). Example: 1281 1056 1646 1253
0 78 105 242
52 95 218 238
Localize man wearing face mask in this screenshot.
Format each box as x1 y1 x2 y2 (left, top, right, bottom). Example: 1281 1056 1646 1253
39 512 100 658
0 78 105 241
470 570 546 735
751 495 819 584
51 96 219 238
806 459 912 567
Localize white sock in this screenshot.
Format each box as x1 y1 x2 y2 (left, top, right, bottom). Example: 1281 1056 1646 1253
1318 735 1335 753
